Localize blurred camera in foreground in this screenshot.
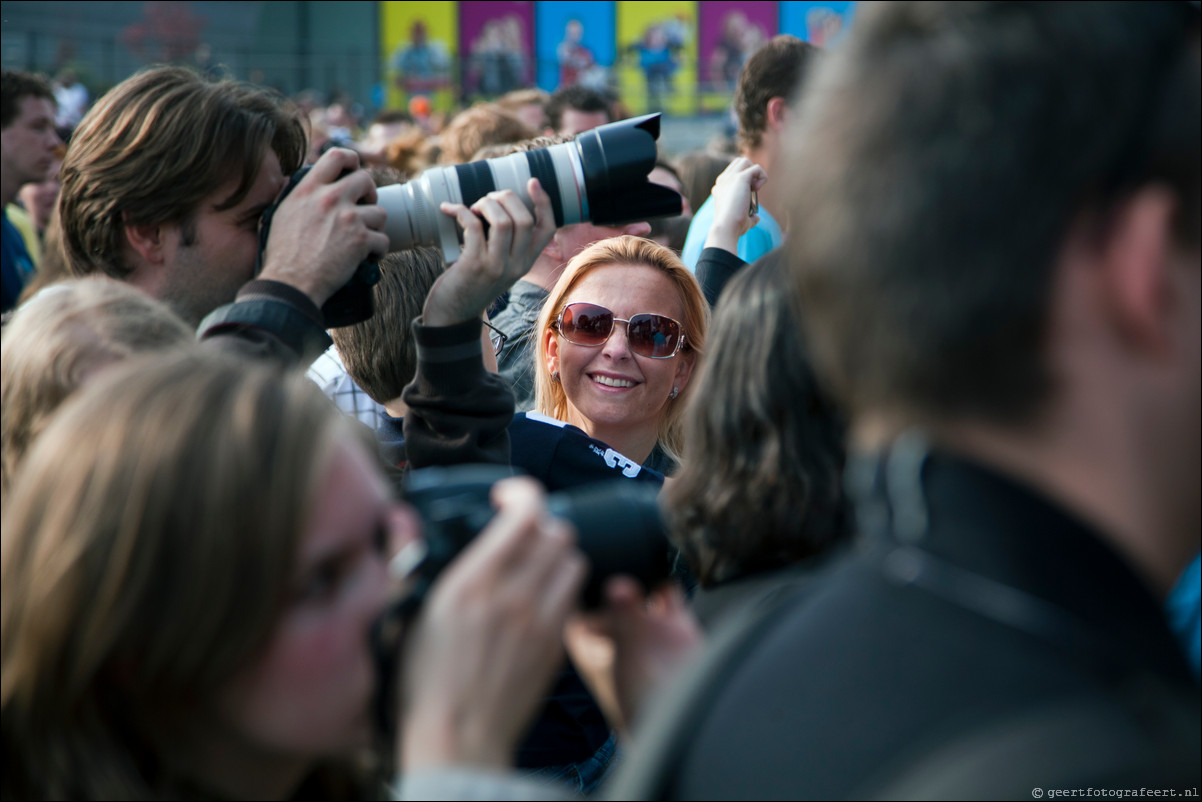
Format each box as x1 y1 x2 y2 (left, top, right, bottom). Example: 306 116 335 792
397 464 672 608
370 464 671 741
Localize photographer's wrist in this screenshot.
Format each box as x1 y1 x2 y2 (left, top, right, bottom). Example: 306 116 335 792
705 223 742 255
257 263 334 308
400 716 511 773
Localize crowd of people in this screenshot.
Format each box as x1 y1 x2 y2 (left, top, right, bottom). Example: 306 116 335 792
2 2 1200 799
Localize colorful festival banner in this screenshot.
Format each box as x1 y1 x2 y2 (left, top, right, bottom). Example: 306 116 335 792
616 0 698 116
697 0 777 112
458 1 536 102
381 0 458 113
534 1 616 93
377 2 857 117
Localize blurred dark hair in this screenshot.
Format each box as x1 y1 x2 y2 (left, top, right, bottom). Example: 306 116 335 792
1 69 55 129
546 85 612 131
674 150 733 220
470 133 573 162
664 250 848 587
789 1 1202 428
648 159 690 254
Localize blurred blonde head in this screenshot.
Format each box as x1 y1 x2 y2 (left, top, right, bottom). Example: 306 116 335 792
0 351 358 799
1 277 193 502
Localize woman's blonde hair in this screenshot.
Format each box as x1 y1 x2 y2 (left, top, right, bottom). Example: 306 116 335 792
1 277 194 503
1 351 358 799
533 236 708 466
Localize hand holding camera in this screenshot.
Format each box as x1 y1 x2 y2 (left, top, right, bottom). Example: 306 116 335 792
258 147 390 309
422 178 557 327
705 156 769 255
398 477 587 771
565 577 705 737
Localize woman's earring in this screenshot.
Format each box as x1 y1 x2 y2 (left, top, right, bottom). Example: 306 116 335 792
669 386 679 399
551 370 561 383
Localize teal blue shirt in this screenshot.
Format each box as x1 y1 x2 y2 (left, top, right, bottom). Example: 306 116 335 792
680 194 783 272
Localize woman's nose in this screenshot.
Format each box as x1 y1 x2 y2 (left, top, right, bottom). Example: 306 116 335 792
601 319 633 358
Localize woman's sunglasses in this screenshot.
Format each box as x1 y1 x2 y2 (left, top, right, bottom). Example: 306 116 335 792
554 302 687 359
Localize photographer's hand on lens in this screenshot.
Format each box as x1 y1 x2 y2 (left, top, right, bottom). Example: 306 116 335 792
398 477 587 772
704 157 769 256
422 178 556 327
258 148 390 307
564 576 704 737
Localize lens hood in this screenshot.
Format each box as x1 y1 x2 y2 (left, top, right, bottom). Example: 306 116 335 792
576 114 683 225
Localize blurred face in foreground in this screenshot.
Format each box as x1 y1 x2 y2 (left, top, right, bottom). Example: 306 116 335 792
210 438 418 782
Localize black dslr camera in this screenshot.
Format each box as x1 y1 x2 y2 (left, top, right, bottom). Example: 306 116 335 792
371 464 673 742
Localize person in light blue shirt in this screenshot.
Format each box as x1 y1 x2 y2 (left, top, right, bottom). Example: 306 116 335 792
679 36 821 271
1167 552 1201 680
681 191 782 269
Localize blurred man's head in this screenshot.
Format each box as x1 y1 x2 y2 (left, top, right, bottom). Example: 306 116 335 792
1 70 61 207
788 2 1200 584
58 67 306 324
546 85 612 136
16 149 62 234
789 2 1199 431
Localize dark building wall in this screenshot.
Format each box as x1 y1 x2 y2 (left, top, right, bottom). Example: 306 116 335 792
0 1 377 107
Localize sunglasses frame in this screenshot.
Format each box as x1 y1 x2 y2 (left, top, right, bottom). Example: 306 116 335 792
554 302 687 359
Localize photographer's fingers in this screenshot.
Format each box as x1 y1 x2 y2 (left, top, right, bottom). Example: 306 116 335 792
304 146 361 185
439 477 547 584
260 154 388 306
439 201 485 263
501 514 587 624
302 148 381 205
706 157 767 254
488 190 536 265
527 178 557 248
468 194 515 270
745 163 768 193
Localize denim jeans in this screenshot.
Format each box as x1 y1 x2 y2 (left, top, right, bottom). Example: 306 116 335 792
527 731 620 795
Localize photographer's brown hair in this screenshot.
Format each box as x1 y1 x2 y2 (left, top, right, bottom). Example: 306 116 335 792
59 66 306 281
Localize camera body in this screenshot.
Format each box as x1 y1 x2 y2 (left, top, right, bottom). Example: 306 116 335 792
255 165 382 328
370 464 672 743
403 464 672 608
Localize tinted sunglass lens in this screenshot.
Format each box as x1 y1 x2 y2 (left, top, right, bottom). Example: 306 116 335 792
629 314 680 358
563 304 614 345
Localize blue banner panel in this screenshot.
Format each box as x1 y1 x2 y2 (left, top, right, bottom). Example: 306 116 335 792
535 1 616 92
779 1 857 46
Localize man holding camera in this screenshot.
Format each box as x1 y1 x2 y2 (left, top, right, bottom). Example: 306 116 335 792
59 65 555 379
679 36 819 271
57 66 386 362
